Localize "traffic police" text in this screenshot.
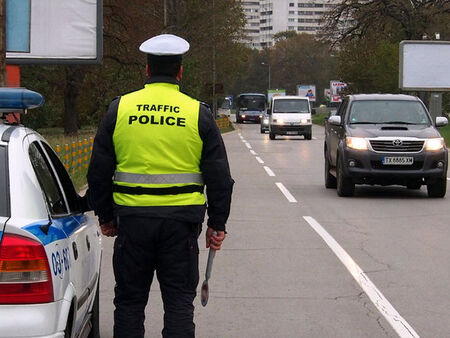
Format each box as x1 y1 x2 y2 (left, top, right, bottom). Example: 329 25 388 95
129 115 186 127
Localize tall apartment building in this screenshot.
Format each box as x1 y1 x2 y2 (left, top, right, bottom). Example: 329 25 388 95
241 0 340 49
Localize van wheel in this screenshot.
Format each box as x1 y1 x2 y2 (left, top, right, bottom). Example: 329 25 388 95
325 151 337 189
88 282 100 338
260 127 265 134
269 133 276 140
336 156 354 197
427 178 446 198
305 132 312 140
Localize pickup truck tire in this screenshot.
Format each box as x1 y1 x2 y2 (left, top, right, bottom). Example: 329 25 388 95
427 177 447 198
325 152 337 189
269 132 276 140
336 156 354 197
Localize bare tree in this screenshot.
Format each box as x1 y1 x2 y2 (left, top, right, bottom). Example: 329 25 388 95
322 0 450 46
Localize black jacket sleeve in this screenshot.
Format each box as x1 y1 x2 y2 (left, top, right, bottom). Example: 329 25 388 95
86 97 120 223
198 103 234 231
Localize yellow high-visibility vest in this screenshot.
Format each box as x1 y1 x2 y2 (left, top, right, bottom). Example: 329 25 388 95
112 82 205 206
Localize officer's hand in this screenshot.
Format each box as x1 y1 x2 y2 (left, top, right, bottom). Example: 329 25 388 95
100 220 117 237
206 227 226 250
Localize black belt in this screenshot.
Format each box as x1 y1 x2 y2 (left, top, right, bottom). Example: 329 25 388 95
113 184 204 195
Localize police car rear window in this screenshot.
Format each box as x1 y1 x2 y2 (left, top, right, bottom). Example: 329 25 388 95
0 145 9 217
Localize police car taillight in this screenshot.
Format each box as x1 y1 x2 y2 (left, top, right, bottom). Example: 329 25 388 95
0 234 53 304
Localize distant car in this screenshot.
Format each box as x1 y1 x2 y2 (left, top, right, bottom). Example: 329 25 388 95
324 94 448 197
218 97 232 117
0 88 101 337
260 109 270 133
236 93 266 123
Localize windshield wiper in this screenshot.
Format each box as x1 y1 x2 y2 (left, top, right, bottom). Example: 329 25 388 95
382 121 417 125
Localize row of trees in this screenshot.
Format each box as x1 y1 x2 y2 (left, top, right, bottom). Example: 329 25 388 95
17 0 450 133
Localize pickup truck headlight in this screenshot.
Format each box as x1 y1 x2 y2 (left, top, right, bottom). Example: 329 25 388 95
346 137 368 150
425 138 444 151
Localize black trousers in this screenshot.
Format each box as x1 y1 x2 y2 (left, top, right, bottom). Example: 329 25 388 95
112 215 200 338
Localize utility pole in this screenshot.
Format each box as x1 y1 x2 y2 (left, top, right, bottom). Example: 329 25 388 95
0 0 6 87
163 0 167 27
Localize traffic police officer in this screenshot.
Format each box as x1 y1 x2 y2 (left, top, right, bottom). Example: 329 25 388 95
87 34 234 337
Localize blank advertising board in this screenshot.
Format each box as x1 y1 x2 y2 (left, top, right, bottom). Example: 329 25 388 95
6 0 102 64
399 41 450 91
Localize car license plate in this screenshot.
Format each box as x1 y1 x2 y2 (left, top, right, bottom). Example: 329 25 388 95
286 131 298 135
382 157 414 165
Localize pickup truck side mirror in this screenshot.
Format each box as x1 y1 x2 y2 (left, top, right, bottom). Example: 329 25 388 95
328 115 342 126
436 116 448 127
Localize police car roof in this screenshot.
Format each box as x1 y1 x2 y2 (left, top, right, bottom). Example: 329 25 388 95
0 88 45 112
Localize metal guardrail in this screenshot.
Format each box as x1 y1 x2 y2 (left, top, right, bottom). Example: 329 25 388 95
55 137 94 174
216 115 232 129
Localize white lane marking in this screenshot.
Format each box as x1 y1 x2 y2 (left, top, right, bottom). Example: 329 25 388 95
264 166 276 177
275 182 297 203
238 133 242 136
255 156 264 164
241 139 246 143
303 216 420 338
250 150 257 156
312 136 317 140
447 177 450 181
245 142 252 149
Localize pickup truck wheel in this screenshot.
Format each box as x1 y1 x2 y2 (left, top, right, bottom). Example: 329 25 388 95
336 156 354 197
324 152 337 189
269 132 276 140
427 178 447 198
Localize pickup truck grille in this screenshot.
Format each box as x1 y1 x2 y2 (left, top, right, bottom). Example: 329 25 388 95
369 140 424 153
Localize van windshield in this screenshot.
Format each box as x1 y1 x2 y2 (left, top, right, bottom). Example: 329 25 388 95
0 146 9 217
237 95 266 111
349 100 430 125
273 99 309 113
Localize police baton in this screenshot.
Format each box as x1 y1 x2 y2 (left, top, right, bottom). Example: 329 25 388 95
200 231 217 307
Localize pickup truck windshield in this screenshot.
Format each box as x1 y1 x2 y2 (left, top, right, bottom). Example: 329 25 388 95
0 146 9 217
237 95 266 111
349 100 430 125
273 99 309 113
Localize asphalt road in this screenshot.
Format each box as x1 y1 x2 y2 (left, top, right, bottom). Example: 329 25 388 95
98 121 450 337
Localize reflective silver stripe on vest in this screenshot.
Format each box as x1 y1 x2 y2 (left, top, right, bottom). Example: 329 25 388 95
114 172 204 185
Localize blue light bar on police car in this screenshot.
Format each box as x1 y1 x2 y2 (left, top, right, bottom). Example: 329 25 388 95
0 88 44 111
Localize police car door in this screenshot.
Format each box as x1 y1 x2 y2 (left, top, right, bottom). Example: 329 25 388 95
26 136 98 334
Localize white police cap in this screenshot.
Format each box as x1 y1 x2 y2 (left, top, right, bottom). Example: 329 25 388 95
139 34 190 56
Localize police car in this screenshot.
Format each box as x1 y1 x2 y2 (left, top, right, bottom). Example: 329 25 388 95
0 88 101 337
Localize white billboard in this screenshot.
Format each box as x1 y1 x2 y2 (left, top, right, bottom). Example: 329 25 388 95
330 81 347 103
399 41 450 91
297 85 316 102
6 0 103 64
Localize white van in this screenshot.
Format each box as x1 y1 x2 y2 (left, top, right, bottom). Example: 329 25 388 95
268 96 312 140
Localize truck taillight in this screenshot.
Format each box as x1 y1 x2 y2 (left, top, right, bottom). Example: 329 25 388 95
0 233 53 304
